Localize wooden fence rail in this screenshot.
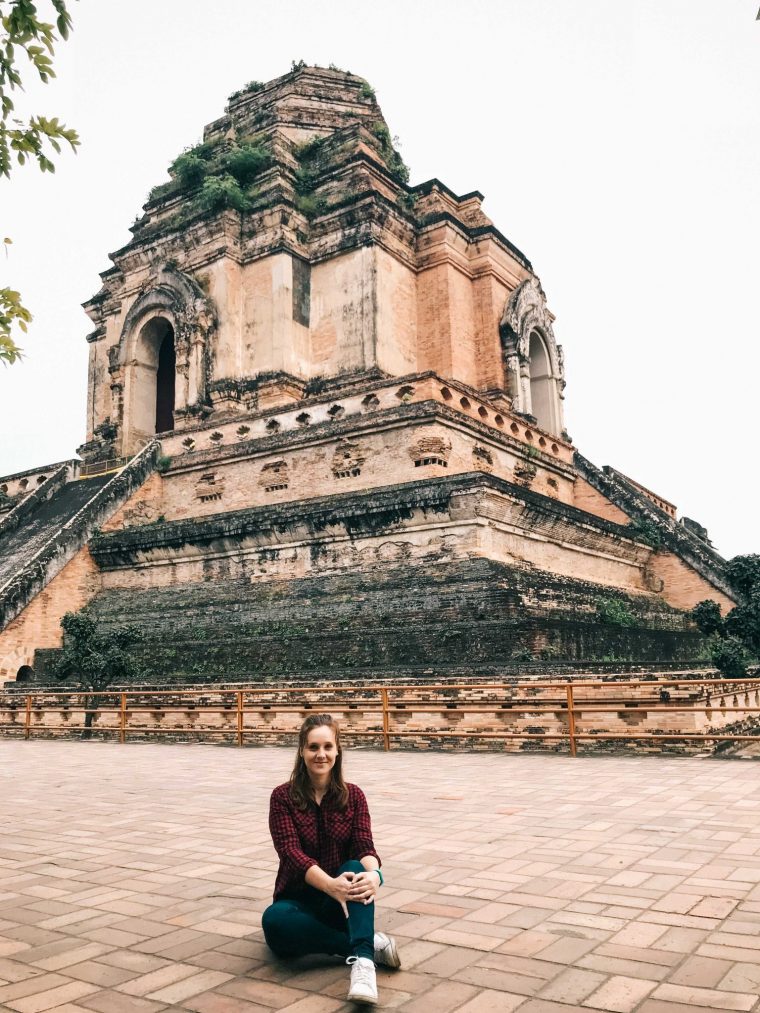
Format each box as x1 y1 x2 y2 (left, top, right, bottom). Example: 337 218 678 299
1 677 760 756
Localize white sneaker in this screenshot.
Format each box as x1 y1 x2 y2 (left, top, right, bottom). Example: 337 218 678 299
373 931 401 969
346 956 378 1005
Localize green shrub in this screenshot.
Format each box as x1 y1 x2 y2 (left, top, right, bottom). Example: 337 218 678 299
170 152 207 189
596 597 636 627
359 81 376 100
228 80 265 100
295 194 327 219
223 143 272 186
369 121 410 184
691 554 760 675
294 135 327 163
691 599 723 637
709 634 749 677
196 175 250 214
627 518 663 549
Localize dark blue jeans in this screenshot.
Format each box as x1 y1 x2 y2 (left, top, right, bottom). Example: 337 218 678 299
262 860 374 960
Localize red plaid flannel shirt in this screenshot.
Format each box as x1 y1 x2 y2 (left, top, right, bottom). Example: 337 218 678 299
269 782 381 900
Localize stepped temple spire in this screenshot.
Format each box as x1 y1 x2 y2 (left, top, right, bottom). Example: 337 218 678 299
0 65 732 689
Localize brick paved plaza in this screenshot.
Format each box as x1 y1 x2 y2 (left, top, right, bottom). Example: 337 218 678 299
1 742 760 1012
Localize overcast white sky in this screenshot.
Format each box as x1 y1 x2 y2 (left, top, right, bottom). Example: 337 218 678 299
1 0 758 559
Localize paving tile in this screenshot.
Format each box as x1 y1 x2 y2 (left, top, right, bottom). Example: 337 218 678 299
146 968 233 1003
116 961 203 996
179 993 273 1013
582 974 657 1012
4 979 100 1013
718 961 760 992
216 976 310 1006
537 967 607 1004
394 979 479 1012
667 954 734 988
3 744 760 1013
450 988 526 1012
651 982 757 1011
78 991 170 1012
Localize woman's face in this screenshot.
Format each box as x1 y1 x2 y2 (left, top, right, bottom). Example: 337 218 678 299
301 725 338 780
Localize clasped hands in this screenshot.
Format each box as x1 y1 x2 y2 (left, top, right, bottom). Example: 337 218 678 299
329 869 380 916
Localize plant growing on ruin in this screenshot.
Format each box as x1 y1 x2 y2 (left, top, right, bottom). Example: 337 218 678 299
626 518 663 549
50 610 146 738
196 174 250 214
227 79 265 101
1 0 79 365
596 597 636 627
295 194 327 220
170 150 209 189
222 142 271 186
692 554 760 677
369 121 410 184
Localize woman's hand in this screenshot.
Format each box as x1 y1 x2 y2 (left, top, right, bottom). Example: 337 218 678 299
348 869 380 906
326 871 357 917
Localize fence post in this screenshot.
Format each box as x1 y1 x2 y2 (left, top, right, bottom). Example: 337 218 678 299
24 695 32 741
566 683 577 758
237 691 244 747
119 693 127 745
381 688 390 751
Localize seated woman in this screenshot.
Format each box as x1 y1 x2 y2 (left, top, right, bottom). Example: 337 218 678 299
262 713 400 1005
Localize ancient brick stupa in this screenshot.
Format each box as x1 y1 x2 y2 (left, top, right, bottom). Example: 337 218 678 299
0 65 734 685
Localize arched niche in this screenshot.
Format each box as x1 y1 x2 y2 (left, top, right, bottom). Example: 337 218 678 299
528 330 561 433
16 664 34 684
128 316 176 442
500 277 566 437
110 266 217 455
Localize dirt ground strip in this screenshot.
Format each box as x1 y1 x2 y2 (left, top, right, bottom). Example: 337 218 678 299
1 740 760 1012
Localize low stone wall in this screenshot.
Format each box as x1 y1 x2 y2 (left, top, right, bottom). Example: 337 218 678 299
4 676 759 756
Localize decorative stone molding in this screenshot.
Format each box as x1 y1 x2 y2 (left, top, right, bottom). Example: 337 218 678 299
472 445 494 473
112 266 218 452
408 436 451 466
500 277 565 435
332 441 366 478
259 460 289 492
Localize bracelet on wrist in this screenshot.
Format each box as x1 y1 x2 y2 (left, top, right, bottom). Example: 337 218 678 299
373 869 384 886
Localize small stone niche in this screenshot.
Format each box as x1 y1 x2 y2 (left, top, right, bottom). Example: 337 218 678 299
195 472 225 503
472 445 494 473
410 436 451 469
260 460 289 493
332 441 365 479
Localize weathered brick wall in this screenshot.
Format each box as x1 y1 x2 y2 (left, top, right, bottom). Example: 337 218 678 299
0 547 101 681
33 559 705 685
648 551 735 612
573 476 632 525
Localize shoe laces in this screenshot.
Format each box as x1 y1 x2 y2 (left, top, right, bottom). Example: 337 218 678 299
347 955 375 984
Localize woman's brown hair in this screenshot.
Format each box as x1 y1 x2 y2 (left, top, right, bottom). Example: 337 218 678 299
289 713 349 811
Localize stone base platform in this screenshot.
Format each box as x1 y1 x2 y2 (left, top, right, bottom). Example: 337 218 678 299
1 741 759 1012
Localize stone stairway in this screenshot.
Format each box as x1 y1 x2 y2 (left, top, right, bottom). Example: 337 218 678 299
0 475 111 591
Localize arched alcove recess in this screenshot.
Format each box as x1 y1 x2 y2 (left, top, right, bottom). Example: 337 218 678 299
16 665 34 684
499 277 566 436
528 331 557 433
110 266 217 455
126 317 176 441
156 323 177 433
